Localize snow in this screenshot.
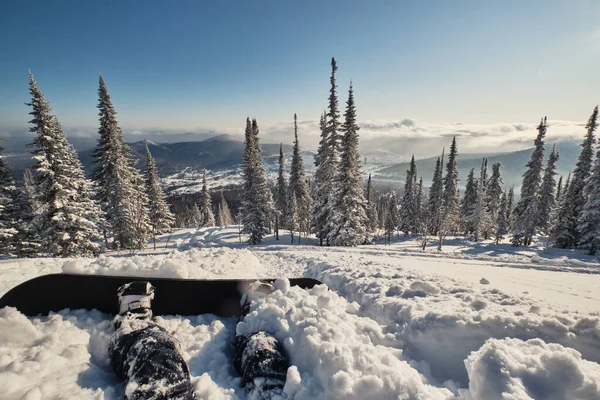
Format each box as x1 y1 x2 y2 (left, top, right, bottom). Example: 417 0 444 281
0 227 599 399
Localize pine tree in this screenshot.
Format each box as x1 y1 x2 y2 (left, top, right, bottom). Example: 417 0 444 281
460 168 478 235
506 186 515 224
145 145 174 248
288 194 298 244
495 192 509 244
473 159 492 241
536 145 559 236
188 202 201 227
555 175 563 204
198 170 215 227
427 152 444 235
439 137 460 249
27 74 103 257
365 174 378 238
512 117 547 246
23 168 40 215
275 143 287 239
241 118 275 244
216 191 233 227
399 155 418 235
328 83 369 246
551 107 598 248
485 162 503 238
0 144 18 253
287 114 312 242
577 143 600 254
92 74 150 250
384 192 399 244
326 58 342 159
311 112 333 245
414 177 425 235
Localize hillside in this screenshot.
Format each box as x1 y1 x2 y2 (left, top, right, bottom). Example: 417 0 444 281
376 140 581 189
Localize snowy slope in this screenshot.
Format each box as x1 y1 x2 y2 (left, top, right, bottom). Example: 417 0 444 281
0 227 599 399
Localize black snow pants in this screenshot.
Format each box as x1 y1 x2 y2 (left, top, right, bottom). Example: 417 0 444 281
109 323 195 400
109 321 289 399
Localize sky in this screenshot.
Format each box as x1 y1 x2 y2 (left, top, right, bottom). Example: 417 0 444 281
1 1 600 153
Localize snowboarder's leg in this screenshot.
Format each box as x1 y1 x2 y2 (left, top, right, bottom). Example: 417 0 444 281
234 282 289 395
109 282 195 400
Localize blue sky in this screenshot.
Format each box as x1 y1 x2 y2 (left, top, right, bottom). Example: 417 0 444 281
1 0 599 135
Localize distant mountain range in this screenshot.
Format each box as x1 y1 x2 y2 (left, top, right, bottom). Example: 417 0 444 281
376 140 582 189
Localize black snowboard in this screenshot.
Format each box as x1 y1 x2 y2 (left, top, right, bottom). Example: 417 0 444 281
0 273 322 317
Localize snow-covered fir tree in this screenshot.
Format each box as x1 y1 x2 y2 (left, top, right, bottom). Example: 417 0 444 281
439 137 460 249
0 145 18 253
328 83 369 246
188 202 201 228
287 114 312 242
512 117 547 246
365 174 378 238
460 168 477 235
384 192 398 244
473 159 492 241
288 194 298 244
198 170 215 227
506 186 514 225
577 140 600 254
399 155 418 235
536 145 559 236
91 74 150 250
414 177 425 234
241 118 275 244
555 175 563 204
427 152 444 235
486 162 503 230
23 168 40 216
551 107 597 248
145 145 174 248
495 192 509 244
27 74 103 257
216 191 233 227
311 112 333 245
275 143 287 239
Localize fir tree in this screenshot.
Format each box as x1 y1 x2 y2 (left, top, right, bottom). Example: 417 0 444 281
145 145 174 248
216 191 233 227
0 144 18 253
577 143 600 254
439 137 460 249
555 175 563 204
287 114 312 242
485 162 503 238
427 152 444 235
27 74 103 256
460 168 478 235
399 155 418 235
551 107 598 248
536 145 559 236
92 74 150 250
365 174 378 238
384 192 399 244
328 83 369 246
414 177 425 236
188 202 201 227
288 194 298 244
23 168 39 215
512 117 547 246
506 186 514 224
198 170 215 227
326 58 342 159
311 112 333 245
241 118 275 244
495 192 509 245
275 143 287 239
473 159 492 241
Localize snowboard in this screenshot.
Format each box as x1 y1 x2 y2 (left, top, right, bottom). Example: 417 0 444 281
0 273 322 317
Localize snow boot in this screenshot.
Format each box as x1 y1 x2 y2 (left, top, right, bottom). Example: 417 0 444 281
117 281 155 321
234 281 289 396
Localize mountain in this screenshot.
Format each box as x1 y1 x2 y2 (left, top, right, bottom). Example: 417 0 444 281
376 140 581 189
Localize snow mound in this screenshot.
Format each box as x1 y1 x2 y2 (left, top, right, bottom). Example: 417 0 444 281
464 338 600 400
479 278 490 285
62 247 265 279
306 255 600 387
237 279 453 400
